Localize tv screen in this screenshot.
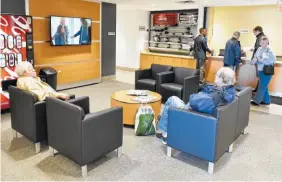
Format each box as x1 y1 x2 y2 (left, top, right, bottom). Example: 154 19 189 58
50 16 92 46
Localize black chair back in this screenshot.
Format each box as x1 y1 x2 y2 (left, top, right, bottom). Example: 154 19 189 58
174 67 199 85
151 64 173 80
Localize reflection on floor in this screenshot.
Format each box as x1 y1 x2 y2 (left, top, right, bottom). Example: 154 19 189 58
1 79 282 180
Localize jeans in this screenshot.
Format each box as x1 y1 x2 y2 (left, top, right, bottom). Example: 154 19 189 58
158 96 189 133
197 59 205 82
253 71 272 104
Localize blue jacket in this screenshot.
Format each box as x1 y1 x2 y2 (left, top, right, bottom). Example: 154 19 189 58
54 33 66 45
224 38 241 66
74 26 89 44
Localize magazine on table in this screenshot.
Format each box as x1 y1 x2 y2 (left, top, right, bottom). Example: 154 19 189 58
132 96 158 103
126 89 148 96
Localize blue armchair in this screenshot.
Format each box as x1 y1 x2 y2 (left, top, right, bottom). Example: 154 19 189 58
166 97 239 174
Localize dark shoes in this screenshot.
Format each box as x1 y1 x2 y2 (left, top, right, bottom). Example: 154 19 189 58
156 133 167 145
260 102 270 105
251 100 271 106
251 100 259 106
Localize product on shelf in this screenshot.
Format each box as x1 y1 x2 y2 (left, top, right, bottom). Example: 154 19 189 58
16 35 22 49
8 53 15 67
0 54 6 68
0 34 5 50
7 35 14 49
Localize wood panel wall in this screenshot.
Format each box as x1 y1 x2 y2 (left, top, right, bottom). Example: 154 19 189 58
29 0 101 85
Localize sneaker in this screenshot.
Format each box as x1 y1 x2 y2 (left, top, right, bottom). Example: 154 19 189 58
156 133 167 145
251 100 259 106
260 101 270 105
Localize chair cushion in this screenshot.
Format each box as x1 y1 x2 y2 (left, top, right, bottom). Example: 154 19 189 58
174 67 199 85
160 83 183 102
136 79 156 91
151 64 173 80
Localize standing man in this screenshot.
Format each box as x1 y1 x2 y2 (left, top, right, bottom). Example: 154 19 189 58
223 31 241 70
252 26 265 91
194 28 213 83
252 26 265 59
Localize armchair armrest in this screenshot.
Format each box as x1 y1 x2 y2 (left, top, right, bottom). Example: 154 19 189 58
158 71 174 84
135 69 152 82
167 108 217 162
67 96 90 115
183 75 200 103
81 107 123 165
34 101 47 142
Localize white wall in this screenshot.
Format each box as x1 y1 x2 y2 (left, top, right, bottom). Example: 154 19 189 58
116 7 149 69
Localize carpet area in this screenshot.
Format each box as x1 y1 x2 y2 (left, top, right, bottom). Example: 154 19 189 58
1 80 282 181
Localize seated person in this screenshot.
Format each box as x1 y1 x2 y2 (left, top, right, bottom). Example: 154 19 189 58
156 67 236 144
15 61 70 101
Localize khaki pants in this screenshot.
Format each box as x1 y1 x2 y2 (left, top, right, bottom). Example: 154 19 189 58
197 59 205 82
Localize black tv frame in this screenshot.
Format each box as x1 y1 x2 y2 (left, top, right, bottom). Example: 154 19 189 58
49 15 92 46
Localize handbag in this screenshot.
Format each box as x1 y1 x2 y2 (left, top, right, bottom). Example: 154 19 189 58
263 65 274 75
262 48 274 75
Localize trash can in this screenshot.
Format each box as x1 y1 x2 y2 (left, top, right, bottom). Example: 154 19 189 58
39 67 57 91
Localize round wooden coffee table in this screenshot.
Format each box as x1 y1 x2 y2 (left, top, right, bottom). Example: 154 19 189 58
111 90 162 125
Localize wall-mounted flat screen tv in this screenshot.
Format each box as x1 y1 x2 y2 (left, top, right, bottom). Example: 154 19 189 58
50 16 92 46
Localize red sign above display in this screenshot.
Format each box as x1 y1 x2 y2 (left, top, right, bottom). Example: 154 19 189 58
153 13 178 26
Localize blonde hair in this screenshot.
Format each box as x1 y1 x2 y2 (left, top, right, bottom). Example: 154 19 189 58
214 67 236 86
15 61 33 77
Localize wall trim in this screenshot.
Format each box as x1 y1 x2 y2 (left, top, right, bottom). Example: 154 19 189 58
102 75 116 81
25 0 29 15
35 59 100 67
116 66 138 72
57 78 101 90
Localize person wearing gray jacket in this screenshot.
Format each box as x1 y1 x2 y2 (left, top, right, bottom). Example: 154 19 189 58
194 28 213 82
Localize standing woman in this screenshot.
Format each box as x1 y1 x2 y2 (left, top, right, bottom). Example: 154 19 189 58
251 36 276 105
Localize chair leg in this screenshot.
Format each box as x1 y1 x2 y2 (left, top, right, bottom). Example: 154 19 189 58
166 146 172 157
117 146 122 158
228 143 234 153
208 162 215 174
35 142 40 153
242 127 248 135
49 146 55 157
12 129 18 138
81 165 87 178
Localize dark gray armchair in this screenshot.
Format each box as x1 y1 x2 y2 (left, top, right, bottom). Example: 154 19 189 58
46 96 123 177
158 67 200 103
235 87 252 139
135 64 173 92
8 86 75 153
9 86 47 153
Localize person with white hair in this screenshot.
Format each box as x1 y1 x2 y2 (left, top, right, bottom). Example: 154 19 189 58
15 61 70 101
156 67 236 144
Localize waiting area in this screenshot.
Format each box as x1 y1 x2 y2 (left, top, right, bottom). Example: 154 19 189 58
1 0 282 181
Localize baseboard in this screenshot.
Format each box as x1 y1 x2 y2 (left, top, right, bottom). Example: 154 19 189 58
116 66 138 72
102 75 116 81
57 78 101 90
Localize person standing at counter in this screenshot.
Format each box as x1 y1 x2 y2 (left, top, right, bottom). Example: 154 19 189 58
223 31 241 70
251 36 275 106
194 28 213 83
252 26 265 58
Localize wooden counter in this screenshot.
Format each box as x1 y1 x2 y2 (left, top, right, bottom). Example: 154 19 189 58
140 51 282 96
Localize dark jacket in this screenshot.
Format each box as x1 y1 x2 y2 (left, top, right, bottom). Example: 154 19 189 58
252 32 265 58
193 34 212 60
223 37 241 66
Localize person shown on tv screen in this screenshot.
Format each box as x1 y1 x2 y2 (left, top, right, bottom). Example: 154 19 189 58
52 18 69 45
71 18 90 44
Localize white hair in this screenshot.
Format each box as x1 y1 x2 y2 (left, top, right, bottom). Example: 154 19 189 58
15 61 33 77
214 67 236 86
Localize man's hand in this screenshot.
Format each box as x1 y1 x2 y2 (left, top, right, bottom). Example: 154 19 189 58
60 95 70 100
71 35 75 38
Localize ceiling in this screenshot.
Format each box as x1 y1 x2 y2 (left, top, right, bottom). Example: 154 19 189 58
84 0 279 10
